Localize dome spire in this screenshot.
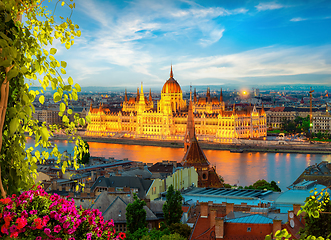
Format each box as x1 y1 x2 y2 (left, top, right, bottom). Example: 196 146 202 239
170 64 173 78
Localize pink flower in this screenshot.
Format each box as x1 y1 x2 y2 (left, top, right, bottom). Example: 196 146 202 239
34 218 43 229
29 209 38 215
54 225 61 233
69 238 75 240
67 228 75 234
63 222 70 229
44 228 51 236
86 233 92 240
36 236 42 240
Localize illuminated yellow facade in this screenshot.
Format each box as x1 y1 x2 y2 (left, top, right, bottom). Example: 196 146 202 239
86 67 267 142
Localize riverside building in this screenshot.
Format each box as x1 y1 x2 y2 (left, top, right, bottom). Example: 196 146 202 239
86 67 267 142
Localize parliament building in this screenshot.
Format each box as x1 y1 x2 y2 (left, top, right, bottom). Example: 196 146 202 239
86 67 267 142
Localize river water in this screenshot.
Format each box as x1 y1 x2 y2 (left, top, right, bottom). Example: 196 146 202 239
26 138 331 191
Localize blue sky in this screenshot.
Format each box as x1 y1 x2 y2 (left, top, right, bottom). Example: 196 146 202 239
45 0 331 90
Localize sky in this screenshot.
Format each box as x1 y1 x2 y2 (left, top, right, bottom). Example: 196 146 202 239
43 0 331 90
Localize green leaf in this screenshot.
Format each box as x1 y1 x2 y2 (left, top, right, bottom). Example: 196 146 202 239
63 115 69 124
65 42 71 49
86 115 91 123
60 103 66 112
50 48 57 55
61 68 66 74
68 109 73 114
54 92 61 102
68 77 73 85
79 118 85 126
76 30 81 37
43 49 49 56
40 127 49 142
39 95 45 104
61 61 67 68
49 55 55 61
61 1 65 6
74 83 81 92
7 68 18 81
0 59 11 68
9 118 19 135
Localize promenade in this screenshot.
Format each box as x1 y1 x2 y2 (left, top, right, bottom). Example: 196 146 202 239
52 134 331 154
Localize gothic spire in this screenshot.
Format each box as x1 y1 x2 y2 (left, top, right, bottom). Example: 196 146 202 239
220 88 223 102
139 82 145 102
125 89 128 102
136 87 140 102
149 88 152 102
184 87 196 153
170 64 173 78
194 88 197 103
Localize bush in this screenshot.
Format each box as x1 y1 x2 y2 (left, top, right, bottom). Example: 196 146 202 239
0 185 125 239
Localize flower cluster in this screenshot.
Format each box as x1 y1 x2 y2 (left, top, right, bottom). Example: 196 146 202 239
0 186 126 240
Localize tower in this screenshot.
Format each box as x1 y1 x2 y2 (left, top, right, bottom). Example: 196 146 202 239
184 88 195 153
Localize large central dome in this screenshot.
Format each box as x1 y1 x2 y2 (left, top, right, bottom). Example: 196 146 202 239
161 66 182 94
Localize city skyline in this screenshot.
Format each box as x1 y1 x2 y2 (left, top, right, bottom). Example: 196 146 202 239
43 0 331 89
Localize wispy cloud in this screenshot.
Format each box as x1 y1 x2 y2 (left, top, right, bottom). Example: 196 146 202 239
255 2 285 11
168 45 331 84
71 0 248 80
290 17 307 22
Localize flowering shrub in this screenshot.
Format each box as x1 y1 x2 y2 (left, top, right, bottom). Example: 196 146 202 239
0 186 126 240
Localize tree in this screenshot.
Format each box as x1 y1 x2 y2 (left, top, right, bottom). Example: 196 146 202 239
126 193 147 233
246 179 281 192
78 140 90 164
265 187 331 240
168 223 191 239
163 185 183 226
0 0 88 198
299 190 331 239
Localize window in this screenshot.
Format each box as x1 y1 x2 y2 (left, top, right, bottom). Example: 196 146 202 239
247 227 251 232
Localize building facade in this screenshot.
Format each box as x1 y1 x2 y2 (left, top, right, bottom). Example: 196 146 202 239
86 67 267 142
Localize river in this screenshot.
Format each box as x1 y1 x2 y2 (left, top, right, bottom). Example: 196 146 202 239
26 138 331 191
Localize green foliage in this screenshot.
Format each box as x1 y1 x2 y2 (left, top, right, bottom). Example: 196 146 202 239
168 223 191 239
298 190 331 239
243 179 281 192
281 116 310 134
224 183 232 188
163 185 183 226
77 140 90 164
126 193 147 233
0 0 88 197
160 233 186 240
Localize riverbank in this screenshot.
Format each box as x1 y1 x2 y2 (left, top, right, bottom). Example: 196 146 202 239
51 135 331 154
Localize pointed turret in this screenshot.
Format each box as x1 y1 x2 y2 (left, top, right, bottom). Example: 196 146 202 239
139 82 145 103
207 87 211 103
125 89 128 102
136 87 140 102
170 64 173 78
194 88 197 103
261 102 265 115
149 88 152 102
232 103 236 114
89 103 93 112
184 88 195 153
220 88 223 102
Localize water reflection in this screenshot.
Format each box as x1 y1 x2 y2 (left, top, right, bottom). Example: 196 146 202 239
26 138 326 191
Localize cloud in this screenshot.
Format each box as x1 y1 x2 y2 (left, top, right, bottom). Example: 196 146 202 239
167 45 331 84
255 2 285 11
69 0 248 82
290 17 307 22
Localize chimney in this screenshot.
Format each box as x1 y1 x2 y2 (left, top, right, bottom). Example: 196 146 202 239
210 209 217 229
215 217 224 239
273 219 282 238
293 204 301 215
200 202 208 218
226 203 234 215
51 180 57 191
145 198 151 209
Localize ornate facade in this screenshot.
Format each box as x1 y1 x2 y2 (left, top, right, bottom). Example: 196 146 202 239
86 67 267 142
